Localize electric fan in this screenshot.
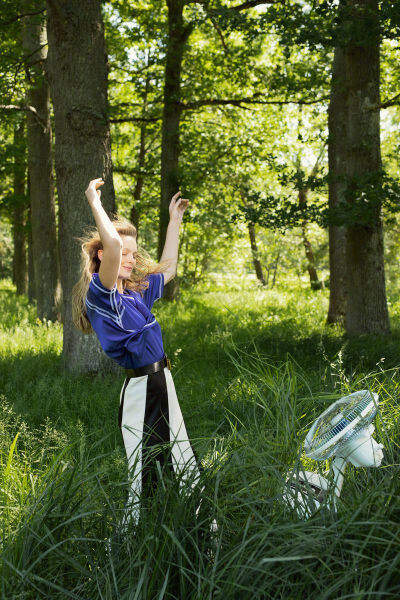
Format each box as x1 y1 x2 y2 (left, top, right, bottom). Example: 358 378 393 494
285 390 384 518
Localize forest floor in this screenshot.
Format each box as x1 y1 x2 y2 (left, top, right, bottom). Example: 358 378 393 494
1 277 400 599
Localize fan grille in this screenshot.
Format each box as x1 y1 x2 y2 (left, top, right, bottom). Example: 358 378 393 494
305 392 378 460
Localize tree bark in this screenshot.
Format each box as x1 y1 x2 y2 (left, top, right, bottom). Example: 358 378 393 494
343 0 390 335
240 190 266 286
327 44 347 324
26 181 36 303
12 122 28 295
22 3 59 319
130 122 145 235
272 251 280 288
300 222 321 290
158 0 192 299
248 223 266 286
130 75 151 238
298 188 321 290
46 0 117 372
27 211 36 302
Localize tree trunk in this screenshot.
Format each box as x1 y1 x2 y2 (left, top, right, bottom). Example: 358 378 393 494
130 76 150 237
272 251 280 288
301 222 321 290
248 223 266 286
344 0 390 335
13 122 28 295
46 0 117 372
129 127 145 237
327 44 347 325
240 190 266 286
327 225 347 323
298 188 321 290
158 0 192 299
130 124 144 234
22 4 59 320
27 220 35 302
26 194 36 303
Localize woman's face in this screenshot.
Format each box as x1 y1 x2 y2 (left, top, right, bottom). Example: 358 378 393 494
97 234 137 279
118 235 137 279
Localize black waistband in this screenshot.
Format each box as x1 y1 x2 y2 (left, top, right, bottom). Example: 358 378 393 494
125 356 170 378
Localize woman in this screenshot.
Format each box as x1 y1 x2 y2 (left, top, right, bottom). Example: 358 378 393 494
73 178 200 525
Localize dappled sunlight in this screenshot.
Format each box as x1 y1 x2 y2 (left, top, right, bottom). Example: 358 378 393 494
0 281 62 358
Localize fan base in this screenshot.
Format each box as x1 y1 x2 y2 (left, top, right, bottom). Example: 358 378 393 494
284 470 333 519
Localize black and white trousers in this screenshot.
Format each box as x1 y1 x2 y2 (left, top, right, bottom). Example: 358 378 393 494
118 366 201 525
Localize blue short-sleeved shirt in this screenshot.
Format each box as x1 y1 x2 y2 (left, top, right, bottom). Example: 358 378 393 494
85 272 165 369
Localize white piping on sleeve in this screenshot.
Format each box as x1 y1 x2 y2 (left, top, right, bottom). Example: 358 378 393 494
89 278 124 326
111 288 125 327
91 277 117 295
85 298 122 327
125 317 157 334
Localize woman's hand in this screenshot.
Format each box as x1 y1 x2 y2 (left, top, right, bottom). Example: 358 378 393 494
169 191 189 224
85 178 104 205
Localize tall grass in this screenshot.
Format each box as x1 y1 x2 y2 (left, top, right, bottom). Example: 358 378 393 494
1 279 400 598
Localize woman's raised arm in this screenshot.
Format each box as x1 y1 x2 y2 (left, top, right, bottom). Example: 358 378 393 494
160 191 189 284
85 178 122 290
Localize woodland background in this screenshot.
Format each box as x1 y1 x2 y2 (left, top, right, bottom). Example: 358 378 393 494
1 1 400 598
0 0 399 371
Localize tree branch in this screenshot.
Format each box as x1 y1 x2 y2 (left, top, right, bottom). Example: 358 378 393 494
11 43 48 71
110 116 161 123
209 15 229 51
109 101 150 109
181 94 329 110
230 0 278 11
0 104 47 131
114 166 157 177
379 92 400 109
110 95 328 125
0 8 46 27
109 59 163 78
189 0 279 11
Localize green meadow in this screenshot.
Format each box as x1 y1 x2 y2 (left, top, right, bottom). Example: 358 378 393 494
1 277 400 599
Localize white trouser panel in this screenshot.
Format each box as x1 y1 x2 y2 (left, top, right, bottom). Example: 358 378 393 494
164 367 200 486
119 367 200 525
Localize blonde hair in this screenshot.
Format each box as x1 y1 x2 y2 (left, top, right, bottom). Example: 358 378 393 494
72 217 165 333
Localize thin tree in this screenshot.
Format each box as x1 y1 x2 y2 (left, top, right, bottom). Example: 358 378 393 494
22 1 59 319
130 73 152 237
294 143 326 291
158 0 278 299
12 121 28 295
158 0 193 299
240 190 266 286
